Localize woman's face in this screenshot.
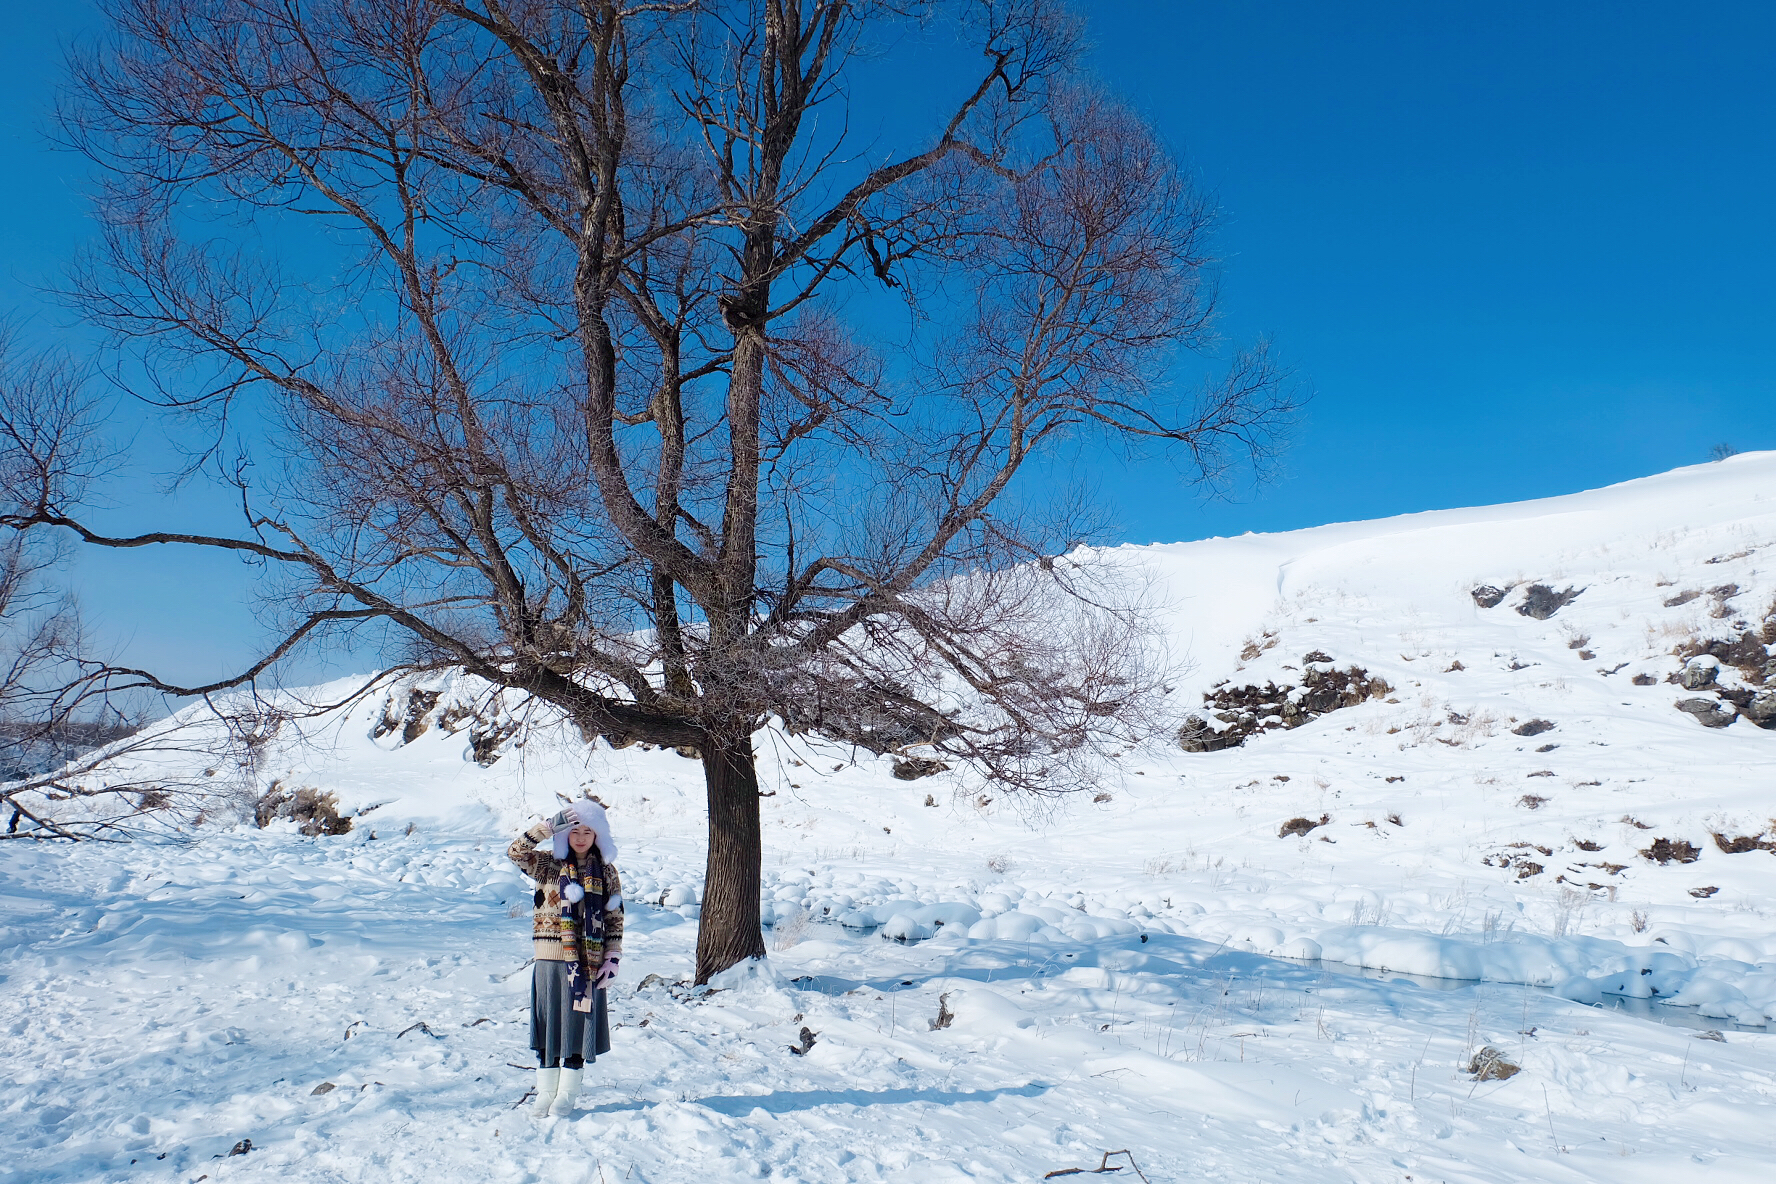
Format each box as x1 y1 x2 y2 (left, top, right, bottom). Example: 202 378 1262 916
566 824 596 856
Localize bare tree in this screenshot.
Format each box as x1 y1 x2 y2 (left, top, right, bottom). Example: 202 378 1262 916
0 333 262 838
3 0 1294 978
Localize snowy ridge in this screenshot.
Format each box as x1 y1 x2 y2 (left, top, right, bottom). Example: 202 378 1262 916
5 454 1776 1182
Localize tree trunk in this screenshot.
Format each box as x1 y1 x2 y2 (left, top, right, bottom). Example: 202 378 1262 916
694 731 767 983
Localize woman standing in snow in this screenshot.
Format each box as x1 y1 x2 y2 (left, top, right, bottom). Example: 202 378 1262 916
506 799 623 1117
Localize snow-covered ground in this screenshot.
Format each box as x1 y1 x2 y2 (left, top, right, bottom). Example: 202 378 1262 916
5 454 1776 1182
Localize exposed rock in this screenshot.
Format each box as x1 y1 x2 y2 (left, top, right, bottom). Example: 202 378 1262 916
1631 672 1658 686
1663 590 1701 607
1511 718 1556 737
1713 632 1771 672
470 719 522 766
1641 837 1701 864
1743 691 1776 729
1177 657 1392 752
1176 714 1243 753
1675 697 1737 728
1679 656 1720 690
1516 584 1582 620
371 687 445 744
1689 886 1719 898
1677 631 1773 679
1470 585 1509 609
399 691 442 743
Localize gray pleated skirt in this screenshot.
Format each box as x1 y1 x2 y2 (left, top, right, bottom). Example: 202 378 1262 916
530 959 611 1067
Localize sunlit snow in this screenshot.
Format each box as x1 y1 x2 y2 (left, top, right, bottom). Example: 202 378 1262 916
5 453 1776 1182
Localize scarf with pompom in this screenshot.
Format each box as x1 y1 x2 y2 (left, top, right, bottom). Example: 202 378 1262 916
557 853 606 1013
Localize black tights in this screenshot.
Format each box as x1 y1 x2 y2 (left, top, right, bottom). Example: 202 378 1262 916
540 1055 585 1070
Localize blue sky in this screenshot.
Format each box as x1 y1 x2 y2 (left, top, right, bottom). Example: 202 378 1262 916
3 2 1773 687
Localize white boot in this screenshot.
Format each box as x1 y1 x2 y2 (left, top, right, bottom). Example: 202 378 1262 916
530 1067 560 1117
548 1066 583 1116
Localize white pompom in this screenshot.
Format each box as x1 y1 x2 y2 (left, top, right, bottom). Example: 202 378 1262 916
563 882 585 903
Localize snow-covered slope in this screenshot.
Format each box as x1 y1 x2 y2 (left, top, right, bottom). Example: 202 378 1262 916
5 454 1776 1183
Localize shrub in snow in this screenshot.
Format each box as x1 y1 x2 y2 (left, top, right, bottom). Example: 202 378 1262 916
890 757 948 780
1640 837 1701 864
1467 1047 1521 1081
1710 829 1776 854
254 784 352 836
1515 584 1583 620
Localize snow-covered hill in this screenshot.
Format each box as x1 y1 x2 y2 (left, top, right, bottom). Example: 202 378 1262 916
5 454 1776 1183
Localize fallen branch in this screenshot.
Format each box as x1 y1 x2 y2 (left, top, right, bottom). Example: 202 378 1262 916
1044 1150 1152 1182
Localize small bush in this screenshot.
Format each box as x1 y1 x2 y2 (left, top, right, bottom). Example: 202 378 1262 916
1641 837 1700 864
1278 813 1329 838
1468 1046 1521 1081
255 784 352 836
1710 830 1775 854
891 756 948 780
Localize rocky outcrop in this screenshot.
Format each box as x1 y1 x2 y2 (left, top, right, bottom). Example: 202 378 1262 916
1744 691 1776 728
1676 698 1738 728
1470 585 1509 609
1178 656 1392 752
1678 631 1772 677
1668 626 1776 730
1678 656 1720 690
372 683 525 764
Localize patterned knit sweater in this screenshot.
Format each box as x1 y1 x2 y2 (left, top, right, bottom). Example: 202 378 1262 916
506 822 624 964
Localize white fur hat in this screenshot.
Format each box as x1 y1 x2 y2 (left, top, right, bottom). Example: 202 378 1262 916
551 799 617 863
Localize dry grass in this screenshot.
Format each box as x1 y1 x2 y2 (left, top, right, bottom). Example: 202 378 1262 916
770 909 814 952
